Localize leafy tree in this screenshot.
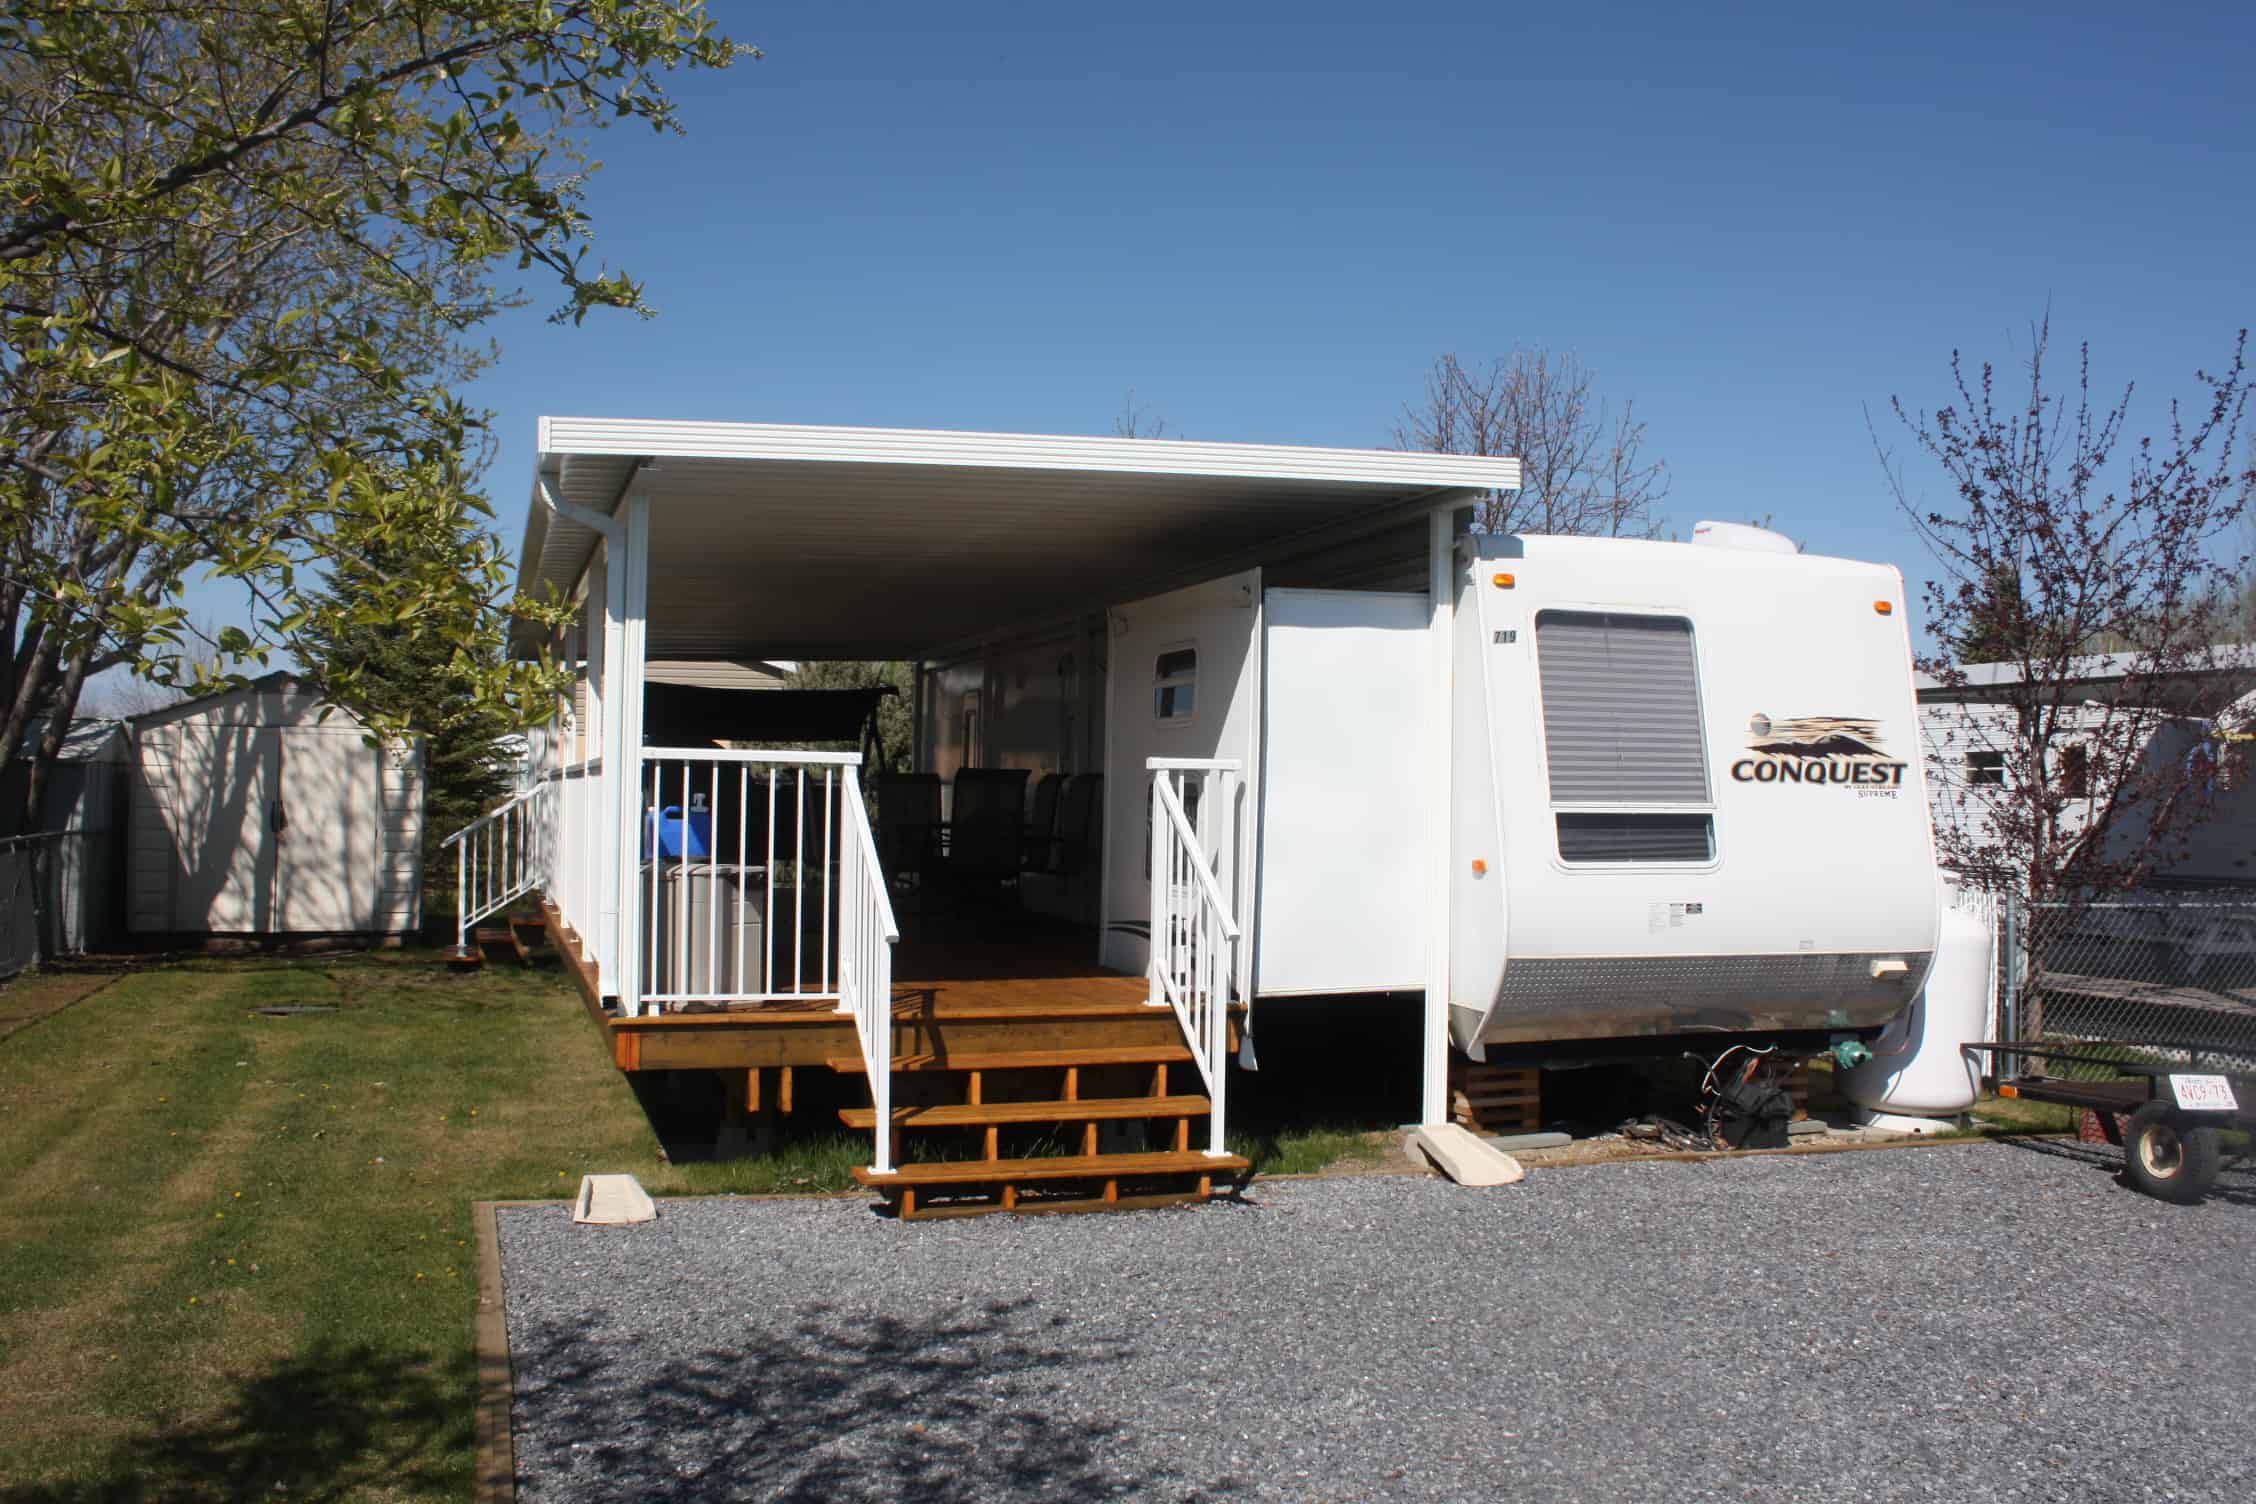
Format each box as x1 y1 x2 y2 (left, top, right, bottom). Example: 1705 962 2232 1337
1882 320 2256 899
0 1 748 829
1395 349 1668 537
792 661 914 784
298 501 521 905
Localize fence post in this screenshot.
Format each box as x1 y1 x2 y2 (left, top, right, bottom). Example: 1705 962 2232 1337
2000 892 2020 1072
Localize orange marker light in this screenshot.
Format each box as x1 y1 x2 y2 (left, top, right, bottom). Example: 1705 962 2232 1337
1492 573 1515 589
1470 859 1488 876
1875 600 1894 615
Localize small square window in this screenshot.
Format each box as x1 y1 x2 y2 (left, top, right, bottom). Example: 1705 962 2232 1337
1154 647 1197 724
1965 749 2005 787
2056 743 2089 798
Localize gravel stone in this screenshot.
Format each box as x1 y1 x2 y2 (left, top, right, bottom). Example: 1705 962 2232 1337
498 1140 2256 1503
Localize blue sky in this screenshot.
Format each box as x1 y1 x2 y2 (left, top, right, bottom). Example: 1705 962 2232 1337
166 2 2256 665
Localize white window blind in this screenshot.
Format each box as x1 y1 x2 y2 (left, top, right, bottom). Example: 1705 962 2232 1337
1535 612 1709 805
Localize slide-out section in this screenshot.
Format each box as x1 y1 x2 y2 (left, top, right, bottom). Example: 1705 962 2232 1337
1253 589 1427 996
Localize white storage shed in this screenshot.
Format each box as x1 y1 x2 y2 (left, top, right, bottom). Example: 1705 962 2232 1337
127 674 425 937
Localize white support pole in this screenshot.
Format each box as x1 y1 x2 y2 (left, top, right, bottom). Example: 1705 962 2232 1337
612 490 652 1016
1147 771 1168 1007
1206 884 1230 1158
1421 504 1462 1128
594 546 624 992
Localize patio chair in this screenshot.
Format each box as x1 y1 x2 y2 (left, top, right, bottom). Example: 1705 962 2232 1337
873 773 943 890
1041 773 1102 889
946 768 1030 906
1022 772 1066 871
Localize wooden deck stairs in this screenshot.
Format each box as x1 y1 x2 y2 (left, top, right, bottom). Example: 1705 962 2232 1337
447 910 549 970
833 1043 1249 1220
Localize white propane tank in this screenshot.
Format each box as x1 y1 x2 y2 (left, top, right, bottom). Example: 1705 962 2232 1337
1841 879 1996 1117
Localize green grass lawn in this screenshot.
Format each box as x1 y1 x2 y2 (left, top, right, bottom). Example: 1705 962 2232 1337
0 950 1381 1502
0 952 862 1503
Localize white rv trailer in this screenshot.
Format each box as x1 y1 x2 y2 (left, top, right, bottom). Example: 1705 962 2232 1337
484 419 1942 1173
923 528 1943 1060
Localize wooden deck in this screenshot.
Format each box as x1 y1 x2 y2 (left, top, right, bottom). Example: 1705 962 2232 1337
540 907 1178 1072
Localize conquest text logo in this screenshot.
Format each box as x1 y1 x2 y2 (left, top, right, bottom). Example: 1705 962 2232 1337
1728 714 1908 791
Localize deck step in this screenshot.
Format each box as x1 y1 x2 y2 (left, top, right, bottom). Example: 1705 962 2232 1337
473 926 529 967
852 1149 1248 1189
840 1094 1212 1130
825 1044 1195 1075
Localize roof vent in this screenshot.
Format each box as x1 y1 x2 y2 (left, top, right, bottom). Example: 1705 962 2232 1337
1690 520 1799 555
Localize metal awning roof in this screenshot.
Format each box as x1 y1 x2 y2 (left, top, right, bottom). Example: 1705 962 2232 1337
514 419 1520 661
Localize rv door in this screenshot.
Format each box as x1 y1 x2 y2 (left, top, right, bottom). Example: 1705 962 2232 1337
1100 571 1261 977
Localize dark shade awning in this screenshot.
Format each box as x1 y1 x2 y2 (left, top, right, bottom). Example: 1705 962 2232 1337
641 686 893 747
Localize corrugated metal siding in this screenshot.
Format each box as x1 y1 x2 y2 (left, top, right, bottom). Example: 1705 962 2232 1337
375 742 423 931
1536 611 1709 804
128 728 183 931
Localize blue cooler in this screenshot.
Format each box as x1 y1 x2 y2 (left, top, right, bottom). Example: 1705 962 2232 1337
643 805 712 859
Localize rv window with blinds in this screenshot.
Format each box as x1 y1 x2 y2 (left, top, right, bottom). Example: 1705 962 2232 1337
1534 610 1714 864
1153 647 1197 723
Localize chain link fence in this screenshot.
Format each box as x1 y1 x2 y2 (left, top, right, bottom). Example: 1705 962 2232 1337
2 832 58 981
2006 891 2256 1079
0 830 112 982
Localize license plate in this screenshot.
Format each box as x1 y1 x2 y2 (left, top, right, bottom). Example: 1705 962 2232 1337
2168 1074 2239 1112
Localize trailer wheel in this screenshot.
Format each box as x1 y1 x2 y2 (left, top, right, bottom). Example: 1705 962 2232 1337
2123 1101 2223 1204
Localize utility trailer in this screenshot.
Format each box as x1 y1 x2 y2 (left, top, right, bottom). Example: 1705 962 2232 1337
1990 1043 2251 1203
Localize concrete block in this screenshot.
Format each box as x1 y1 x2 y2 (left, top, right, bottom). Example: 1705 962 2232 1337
1407 1123 1525 1186
1483 1131 1572 1151
573 1174 657 1225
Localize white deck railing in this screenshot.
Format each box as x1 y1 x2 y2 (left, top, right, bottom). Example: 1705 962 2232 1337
634 746 899 1171
545 756 602 960
1148 758 1241 1159
440 738 904 1173
634 749 864 1010
440 784 551 950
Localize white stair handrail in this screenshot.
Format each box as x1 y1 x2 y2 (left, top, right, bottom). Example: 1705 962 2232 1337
440 784 551 949
836 772 901 1175
1148 759 1240 1159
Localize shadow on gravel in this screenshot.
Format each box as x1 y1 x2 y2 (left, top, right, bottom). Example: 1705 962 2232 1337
513 1296 1245 1502
0 1341 471 1504
1989 1133 2256 1208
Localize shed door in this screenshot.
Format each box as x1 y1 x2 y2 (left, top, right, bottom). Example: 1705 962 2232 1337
273 728 387 932
141 725 281 932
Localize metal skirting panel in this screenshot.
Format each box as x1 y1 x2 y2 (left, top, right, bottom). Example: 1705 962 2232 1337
1467 950 1933 1047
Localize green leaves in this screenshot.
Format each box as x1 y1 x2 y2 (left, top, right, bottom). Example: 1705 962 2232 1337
0 2 743 786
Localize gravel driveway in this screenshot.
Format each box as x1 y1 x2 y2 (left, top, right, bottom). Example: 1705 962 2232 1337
497 1140 2256 1503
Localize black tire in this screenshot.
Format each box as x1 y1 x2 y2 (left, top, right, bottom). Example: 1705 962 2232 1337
2123 1100 2224 1204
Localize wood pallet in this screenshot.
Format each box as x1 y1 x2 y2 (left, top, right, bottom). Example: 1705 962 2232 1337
1450 1059 1541 1135
1783 1063 1811 1120
837 1048 1246 1219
